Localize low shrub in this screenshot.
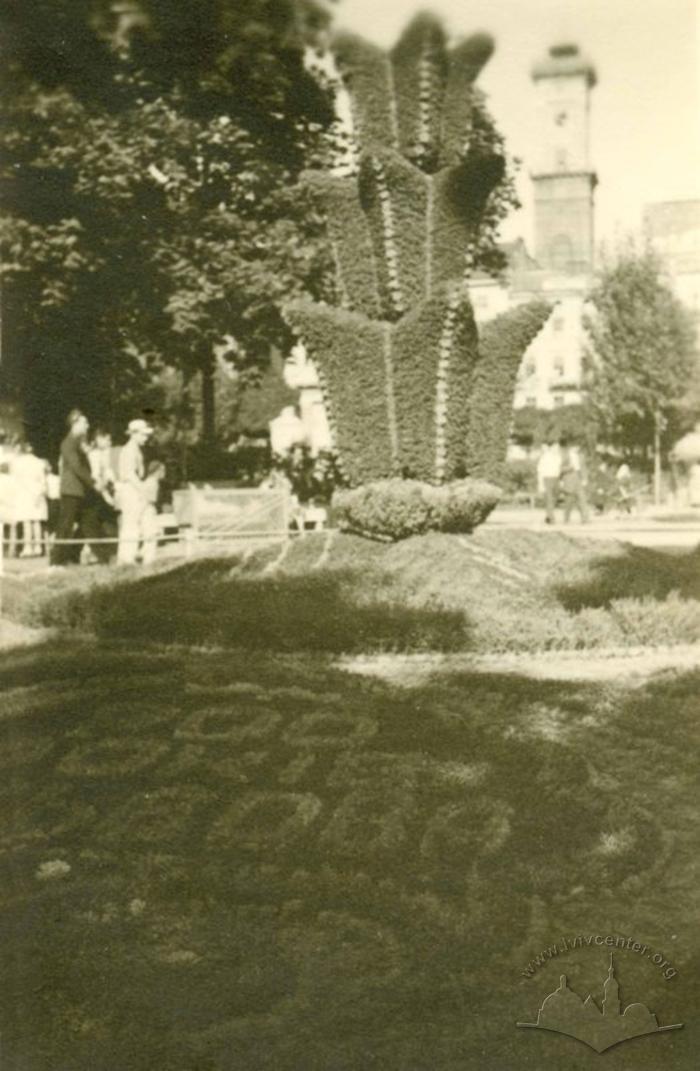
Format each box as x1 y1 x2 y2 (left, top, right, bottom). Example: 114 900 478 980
610 592 700 647
422 480 502 534
333 478 501 541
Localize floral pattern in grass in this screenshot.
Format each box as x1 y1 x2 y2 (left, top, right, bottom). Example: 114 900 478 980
0 639 697 1069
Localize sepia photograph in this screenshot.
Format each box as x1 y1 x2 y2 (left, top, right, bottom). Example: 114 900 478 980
0 0 699 1067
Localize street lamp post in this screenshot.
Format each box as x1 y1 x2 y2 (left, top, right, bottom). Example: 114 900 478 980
653 409 667 506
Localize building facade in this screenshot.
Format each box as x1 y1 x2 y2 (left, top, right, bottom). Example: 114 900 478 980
643 199 700 343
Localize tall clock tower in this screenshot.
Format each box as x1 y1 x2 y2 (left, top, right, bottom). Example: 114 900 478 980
531 44 597 275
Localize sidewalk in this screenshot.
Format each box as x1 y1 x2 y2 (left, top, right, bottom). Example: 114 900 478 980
486 505 700 549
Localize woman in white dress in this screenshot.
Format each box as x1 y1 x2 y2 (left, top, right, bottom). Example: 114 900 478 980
10 442 49 556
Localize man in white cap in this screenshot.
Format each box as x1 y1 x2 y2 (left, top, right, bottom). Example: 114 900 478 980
116 418 153 564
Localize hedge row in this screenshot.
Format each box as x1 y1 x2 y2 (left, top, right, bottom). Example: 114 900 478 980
283 15 550 496
303 172 381 318
286 290 550 488
430 154 503 289
333 33 399 151
342 149 506 317
465 300 552 481
390 13 448 172
443 291 480 479
285 300 394 484
335 18 496 176
392 289 451 480
357 151 413 319
439 34 495 168
288 286 513 486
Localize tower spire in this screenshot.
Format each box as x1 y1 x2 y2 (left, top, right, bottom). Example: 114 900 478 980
530 42 597 275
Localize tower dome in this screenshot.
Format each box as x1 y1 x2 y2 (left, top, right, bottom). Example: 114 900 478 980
532 44 597 88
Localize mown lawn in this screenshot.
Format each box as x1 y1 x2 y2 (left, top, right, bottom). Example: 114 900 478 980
0 633 698 1070
4 530 700 652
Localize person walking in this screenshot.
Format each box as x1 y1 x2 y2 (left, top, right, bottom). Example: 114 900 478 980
592 459 614 515
115 418 153 564
537 439 562 525
51 410 98 565
560 442 590 524
615 462 634 515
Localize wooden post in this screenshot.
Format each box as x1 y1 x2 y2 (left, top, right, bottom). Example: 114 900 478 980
201 354 216 446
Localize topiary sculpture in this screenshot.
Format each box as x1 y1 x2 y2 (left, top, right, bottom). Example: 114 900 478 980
285 13 550 493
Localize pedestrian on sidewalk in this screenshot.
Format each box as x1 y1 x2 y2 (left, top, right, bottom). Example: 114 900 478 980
615 462 634 515
537 439 562 524
560 442 590 524
592 459 614 515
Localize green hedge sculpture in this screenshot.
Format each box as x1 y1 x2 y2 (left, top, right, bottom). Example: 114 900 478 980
285 13 550 487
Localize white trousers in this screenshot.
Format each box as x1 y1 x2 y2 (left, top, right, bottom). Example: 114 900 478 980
140 504 160 565
117 486 147 565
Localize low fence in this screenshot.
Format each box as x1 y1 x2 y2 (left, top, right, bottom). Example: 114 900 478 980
0 487 308 617
0 486 302 573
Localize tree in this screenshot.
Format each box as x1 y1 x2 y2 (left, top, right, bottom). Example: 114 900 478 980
0 0 335 455
511 402 595 451
583 244 697 501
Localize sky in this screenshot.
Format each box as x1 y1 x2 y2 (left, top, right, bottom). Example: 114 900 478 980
332 0 700 252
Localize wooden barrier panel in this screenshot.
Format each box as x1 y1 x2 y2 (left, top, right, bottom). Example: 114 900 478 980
172 485 291 540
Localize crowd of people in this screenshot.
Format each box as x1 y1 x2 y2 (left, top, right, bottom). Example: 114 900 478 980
0 409 165 566
536 439 636 524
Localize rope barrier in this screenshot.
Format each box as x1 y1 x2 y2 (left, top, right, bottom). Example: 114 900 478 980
0 523 320 570
0 530 298 548
3 533 182 545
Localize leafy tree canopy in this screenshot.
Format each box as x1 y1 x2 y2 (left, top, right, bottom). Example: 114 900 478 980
511 402 594 450
0 0 336 453
583 243 698 453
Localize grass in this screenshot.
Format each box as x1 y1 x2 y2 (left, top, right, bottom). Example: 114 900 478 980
1 530 699 1067
4 530 700 652
0 637 697 1069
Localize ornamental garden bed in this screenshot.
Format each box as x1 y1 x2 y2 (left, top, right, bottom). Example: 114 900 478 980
0 625 698 1070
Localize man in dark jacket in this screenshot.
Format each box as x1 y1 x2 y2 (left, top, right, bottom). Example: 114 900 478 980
51 409 99 565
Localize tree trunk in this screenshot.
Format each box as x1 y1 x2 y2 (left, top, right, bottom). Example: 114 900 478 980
653 410 662 506
201 354 216 445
